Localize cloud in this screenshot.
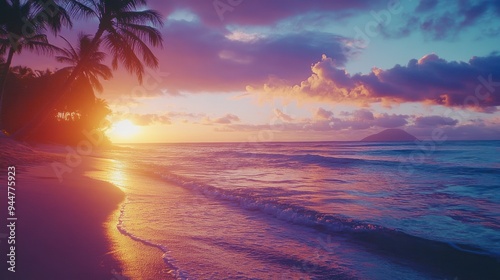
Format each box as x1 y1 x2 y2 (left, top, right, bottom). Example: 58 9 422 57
113 111 205 126
327 110 408 130
249 54 500 109
156 21 350 93
384 0 500 39
149 0 381 27
203 113 240 125
126 113 172 126
212 107 499 140
274 109 294 122
314 107 334 120
414 115 458 127
374 113 410 128
220 108 408 133
408 123 500 140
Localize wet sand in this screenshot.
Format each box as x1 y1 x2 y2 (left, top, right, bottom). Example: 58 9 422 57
0 137 125 279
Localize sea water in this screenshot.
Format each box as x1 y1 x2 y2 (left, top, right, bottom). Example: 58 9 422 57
97 141 500 279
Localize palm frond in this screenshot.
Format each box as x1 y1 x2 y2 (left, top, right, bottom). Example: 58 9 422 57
120 28 159 68
121 23 163 47
62 0 163 83
33 0 73 34
116 10 164 27
56 32 112 92
59 36 79 61
21 35 62 55
88 73 103 92
55 55 75 64
104 29 144 82
119 0 148 11
91 63 113 79
67 0 98 20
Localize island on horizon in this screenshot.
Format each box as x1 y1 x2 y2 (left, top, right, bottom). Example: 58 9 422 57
360 129 418 142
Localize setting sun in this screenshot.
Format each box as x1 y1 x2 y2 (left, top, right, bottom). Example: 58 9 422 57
109 119 140 139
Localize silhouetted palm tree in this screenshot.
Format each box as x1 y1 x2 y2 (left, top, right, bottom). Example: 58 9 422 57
34 68 53 78
56 34 112 93
0 0 71 127
0 56 5 72
11 65 35 79
67 0 163 83
13 0 163 140
88 97 111 129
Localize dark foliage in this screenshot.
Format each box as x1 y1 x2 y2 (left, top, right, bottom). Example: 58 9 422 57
1 63 111 145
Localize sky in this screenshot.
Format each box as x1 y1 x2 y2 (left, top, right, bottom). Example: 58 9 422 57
12 0 500 143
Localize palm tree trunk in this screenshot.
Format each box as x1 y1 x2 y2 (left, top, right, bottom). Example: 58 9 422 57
12 27 107 140
0 47 15 130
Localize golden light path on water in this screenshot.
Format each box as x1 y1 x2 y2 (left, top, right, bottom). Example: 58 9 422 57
87 158 173 279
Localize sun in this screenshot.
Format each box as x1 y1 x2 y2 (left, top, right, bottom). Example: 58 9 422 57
110 119 140 138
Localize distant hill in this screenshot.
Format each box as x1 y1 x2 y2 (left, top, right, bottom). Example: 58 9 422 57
360 129 418 142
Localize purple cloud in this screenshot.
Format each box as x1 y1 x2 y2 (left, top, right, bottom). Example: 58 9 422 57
409 123 500 140
275 108 407 131
148 0 381 27
374 113 409 128
328 110 408 130
415 116 459 127
314 107 334 120
213 107 499 140
159 21 349 93
250 54 500 109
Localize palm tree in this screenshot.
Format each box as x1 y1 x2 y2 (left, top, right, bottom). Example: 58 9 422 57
66 0 163 83
0 0 71 128
56 34 112 93
11 65 35 79
0 56 5 73
88 97 111 129
34 68 53 78
13 0 163 140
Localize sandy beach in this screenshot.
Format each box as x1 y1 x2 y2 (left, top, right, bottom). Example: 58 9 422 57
0 137 126 279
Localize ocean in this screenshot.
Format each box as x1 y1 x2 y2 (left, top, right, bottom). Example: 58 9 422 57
94 141 500 279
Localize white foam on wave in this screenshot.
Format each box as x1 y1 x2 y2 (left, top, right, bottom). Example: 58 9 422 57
157 171 381 234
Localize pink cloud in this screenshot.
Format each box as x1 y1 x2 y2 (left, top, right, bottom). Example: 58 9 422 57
203 114 240 125
126 113 172 126
113 111 205 126
273 109 294 122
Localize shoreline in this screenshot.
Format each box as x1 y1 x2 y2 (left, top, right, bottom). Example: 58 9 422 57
0 138 126 279
87 157 175 280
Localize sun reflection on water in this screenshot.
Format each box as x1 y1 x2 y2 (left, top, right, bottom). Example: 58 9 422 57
85 159 130 192
108 160 128 190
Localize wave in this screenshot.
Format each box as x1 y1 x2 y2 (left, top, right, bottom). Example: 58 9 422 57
436 165 500 175
153 169 500 278
115 199 190 280
215 151 403 168
215 151 495 174
153 169 377 232
158 170 497 251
